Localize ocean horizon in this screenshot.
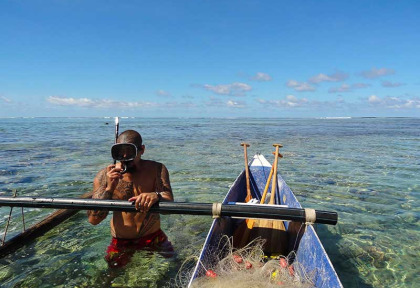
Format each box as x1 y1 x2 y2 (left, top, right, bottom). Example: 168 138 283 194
1 116 418 119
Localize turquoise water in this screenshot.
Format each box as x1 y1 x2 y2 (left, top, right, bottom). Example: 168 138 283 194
0 117 418 287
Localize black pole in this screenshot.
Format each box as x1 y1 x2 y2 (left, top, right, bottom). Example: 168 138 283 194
0 196 338 225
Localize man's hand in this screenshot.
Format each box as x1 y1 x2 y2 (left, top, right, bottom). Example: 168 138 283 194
128 192 159 213
106 164 123 193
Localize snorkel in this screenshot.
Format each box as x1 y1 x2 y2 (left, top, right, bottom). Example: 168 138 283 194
120 163 128 174
113 117 119 165
112 117 129 174
119 161 131 174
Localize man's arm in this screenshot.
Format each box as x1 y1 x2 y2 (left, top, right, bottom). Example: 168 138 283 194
128 162 173 212
87 169 111 225
158 163 173 202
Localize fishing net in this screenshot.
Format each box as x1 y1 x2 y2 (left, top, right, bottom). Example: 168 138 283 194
167 236 316 288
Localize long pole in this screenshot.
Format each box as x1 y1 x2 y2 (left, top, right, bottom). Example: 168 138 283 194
0 196 338 225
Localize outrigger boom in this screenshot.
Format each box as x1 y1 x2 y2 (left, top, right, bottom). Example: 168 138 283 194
0 196 338 225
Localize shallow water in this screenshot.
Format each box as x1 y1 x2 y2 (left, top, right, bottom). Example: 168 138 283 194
0 117 418 287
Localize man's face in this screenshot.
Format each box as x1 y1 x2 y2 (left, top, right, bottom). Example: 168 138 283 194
111 143 137 162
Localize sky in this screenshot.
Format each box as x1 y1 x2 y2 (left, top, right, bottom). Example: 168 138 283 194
0 0 419 118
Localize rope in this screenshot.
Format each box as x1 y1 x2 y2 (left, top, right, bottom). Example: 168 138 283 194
289 209 316 254
212 203 222 219
292 223 306 252
304 208 316 225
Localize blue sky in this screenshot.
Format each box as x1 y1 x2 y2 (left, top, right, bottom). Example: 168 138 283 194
1 0 419 118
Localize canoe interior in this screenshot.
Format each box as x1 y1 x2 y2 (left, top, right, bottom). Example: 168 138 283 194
188 154 342 288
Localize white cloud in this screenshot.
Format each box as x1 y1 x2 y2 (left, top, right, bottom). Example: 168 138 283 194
381 81 404 88
309 71 348 84
47 96 156 109
257 96 362 113
251 72 272 82
258 95 309 108
206 97 225 107
286 80 315 92
156 90 171 97
329 83 370 93
182 94 195 99
309 73 334 83
360 67 395 79
368 95 420 109
227 100 246 108
329 84 352 93
205 97 246 108
1 96 12 103
368 95 381 103
202 82 252 96
161 101 197 109
352 83 371 89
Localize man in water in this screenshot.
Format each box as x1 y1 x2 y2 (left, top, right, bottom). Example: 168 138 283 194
87 130 174 268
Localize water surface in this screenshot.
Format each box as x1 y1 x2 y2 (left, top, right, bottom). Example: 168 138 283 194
0 117 418 287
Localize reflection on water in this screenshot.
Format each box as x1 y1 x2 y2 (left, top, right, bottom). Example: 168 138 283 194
0 117 419 287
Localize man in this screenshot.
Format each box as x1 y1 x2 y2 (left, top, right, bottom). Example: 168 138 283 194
87 130 174 268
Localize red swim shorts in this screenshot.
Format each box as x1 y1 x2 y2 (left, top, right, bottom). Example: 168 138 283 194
105 229 174 268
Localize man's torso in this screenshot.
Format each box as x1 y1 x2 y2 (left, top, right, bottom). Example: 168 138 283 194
106 160 163 238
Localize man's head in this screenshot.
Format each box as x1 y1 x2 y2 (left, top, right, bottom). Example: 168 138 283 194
113 130 145 172
117 130 143 150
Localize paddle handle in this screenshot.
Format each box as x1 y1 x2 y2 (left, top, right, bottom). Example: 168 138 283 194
260 152 283 204
0 196 338 225
270 144 283 204
241 143 252 202
260 165 274 204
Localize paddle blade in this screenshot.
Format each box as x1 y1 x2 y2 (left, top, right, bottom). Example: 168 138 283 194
246 218 255 229
250 219 288 256
233 220 251 248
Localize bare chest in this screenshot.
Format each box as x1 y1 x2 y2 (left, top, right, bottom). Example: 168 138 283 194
112 175 156 200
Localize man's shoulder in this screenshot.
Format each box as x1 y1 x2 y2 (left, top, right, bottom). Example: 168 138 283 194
142 160 169 175
93 167 107 184
96 167 107 176
142 159 164 168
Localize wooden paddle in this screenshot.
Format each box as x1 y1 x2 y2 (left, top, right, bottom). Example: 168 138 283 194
260 151 282 204
269 144 287 251
245 151 280 231
269 144 282 204
234 143 254 247
235 147 284 248
241 143 252 203
251 144 288 255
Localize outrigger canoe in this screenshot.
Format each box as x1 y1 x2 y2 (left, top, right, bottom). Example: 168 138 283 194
188 154 343 287
0 153 340 286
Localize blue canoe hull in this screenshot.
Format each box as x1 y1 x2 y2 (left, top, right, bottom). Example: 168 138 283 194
188 154 342 288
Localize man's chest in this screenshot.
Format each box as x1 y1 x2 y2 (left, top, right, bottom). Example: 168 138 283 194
113 176 156 200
